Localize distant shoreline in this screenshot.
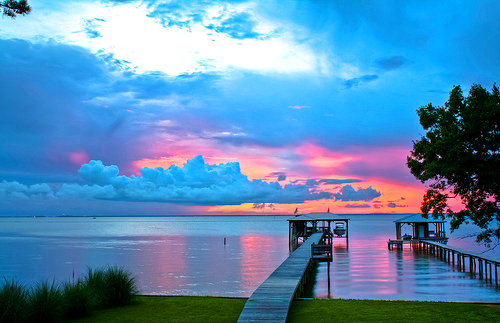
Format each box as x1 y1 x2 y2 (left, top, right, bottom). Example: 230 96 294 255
0 213 417 218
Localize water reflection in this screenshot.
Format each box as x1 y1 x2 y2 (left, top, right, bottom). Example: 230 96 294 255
0 217 289 297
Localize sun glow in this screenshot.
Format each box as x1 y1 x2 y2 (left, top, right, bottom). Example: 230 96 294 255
5 1 324 77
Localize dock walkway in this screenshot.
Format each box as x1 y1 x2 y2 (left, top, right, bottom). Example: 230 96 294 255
418 240 500 285
237 232 324 322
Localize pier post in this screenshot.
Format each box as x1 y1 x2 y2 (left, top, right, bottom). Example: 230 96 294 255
327 261 331 297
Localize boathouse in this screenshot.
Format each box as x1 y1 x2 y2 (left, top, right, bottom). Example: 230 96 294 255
389 214 448 248
287 212 349 252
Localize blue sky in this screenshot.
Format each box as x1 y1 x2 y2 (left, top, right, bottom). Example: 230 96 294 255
1 0 499 215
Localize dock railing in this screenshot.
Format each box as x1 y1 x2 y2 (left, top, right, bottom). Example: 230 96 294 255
418 240 500 285
311 243 332 262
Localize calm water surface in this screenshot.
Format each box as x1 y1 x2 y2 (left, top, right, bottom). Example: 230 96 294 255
0 215 499 302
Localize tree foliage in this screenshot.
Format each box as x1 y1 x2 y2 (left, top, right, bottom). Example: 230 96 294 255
1 0 31 18
407 84 500 246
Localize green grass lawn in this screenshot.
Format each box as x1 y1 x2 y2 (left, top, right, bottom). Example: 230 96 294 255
69 296 247 323
70 296 500 323
288 299 500 323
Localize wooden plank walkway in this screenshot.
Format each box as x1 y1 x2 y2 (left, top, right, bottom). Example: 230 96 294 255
418 240 500 285
237 232 324 323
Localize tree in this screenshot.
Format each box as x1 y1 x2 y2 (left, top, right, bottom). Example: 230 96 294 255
407 84 500 246
1 0 31 18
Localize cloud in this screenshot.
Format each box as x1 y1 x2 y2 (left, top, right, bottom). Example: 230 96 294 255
374 56 406 71
318 179 362 185
305 179 319 187
333 185 381 202
304 178 362 187
268 172 286 181
252 202 276 210
343 74 378 88
289 105 311 110
207 12 263 40
1 156 334 206
0 181 54 199
83 18 105 39
344 203 371 208
388 202 407 208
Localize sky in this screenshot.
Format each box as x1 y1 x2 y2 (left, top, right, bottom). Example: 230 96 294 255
1 0 499 216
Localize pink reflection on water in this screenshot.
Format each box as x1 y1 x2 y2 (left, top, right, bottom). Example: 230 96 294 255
316 235 423 299
239 235 288 295
132 236 188 295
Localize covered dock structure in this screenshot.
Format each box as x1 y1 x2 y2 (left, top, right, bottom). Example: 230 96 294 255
288 212 349 253
388 214 448 249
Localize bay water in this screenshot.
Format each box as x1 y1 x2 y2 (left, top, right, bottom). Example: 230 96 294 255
0 214 499 302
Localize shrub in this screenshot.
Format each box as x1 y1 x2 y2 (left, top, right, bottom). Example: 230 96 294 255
62 280 96 319
0 279 28 323
27 281 64 323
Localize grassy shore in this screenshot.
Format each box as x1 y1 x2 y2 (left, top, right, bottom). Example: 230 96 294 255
70 296 247 323
69 296 500 323
288 298 500 322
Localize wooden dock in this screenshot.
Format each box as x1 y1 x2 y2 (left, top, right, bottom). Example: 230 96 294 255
418 240 500 285
237 232 324 323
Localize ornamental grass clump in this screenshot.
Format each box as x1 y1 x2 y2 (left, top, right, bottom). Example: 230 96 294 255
0 279 28 323
27 281 64 323
62 280 96 319
0 266 137 322
84 266 137 309
102 266 137 307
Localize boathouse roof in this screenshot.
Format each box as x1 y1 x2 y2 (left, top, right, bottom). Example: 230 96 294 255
394 214 446 224
287 212 350 222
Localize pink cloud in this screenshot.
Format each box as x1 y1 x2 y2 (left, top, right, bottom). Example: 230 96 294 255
68 151 89 166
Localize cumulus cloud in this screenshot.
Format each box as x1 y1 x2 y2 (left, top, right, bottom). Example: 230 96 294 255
0 181 54 199
1 156 334 206
333 185 381 202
